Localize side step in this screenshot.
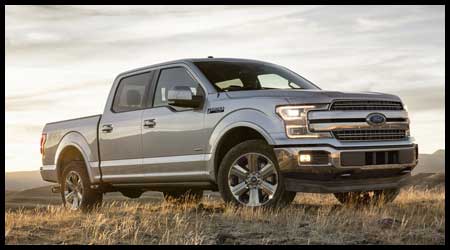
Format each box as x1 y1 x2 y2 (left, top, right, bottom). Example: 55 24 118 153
51 185 61 193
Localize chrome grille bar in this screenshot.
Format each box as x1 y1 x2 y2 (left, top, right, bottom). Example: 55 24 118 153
309 122 409 132
308 110 408 120
307 100 409 142
333 129 407 141
330 100 403 111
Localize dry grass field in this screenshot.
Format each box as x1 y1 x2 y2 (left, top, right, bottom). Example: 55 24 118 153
5 185 445 245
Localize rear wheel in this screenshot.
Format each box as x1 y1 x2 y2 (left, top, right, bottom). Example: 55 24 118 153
60 161 103 212
218 140 290 208
334 188 400 205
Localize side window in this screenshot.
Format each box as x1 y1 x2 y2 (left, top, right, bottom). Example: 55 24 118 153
153 67 203 108
112 71 154 112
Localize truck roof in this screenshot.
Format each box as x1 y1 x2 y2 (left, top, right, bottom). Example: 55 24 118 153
117 57 272 77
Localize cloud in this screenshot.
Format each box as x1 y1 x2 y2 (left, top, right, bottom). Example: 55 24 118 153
5 78 111 111
5 5 445 171
390 85 445 112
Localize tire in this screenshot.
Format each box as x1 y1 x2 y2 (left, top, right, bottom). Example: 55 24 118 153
217 139 290 208
60 161 103 212
120 190 144 199
280 191 297 206
163 189 203 203
334 188 400 206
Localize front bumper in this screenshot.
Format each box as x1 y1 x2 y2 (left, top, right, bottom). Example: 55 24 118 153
274 144 418 193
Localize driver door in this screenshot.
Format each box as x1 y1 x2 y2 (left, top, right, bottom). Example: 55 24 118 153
140 66 209 182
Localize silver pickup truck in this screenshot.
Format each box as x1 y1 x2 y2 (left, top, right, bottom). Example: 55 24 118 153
40 58 418 211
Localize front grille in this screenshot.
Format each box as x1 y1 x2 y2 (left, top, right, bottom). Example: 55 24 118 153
340 148 415 166
333 129 407 141
311 151 330 165
330 100 403 111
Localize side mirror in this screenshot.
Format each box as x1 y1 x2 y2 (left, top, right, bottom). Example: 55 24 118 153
167 86 203 108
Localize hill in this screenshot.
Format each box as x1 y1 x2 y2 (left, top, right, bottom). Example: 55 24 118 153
5 149 444 191
413 150 446 174
5 170 49 191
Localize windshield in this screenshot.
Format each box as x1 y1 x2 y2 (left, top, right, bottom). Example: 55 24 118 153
194 61 319 92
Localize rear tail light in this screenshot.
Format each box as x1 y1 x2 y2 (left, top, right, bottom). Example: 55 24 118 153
40 133 47 156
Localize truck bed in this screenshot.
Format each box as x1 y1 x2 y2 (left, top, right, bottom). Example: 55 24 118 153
42 114 102 168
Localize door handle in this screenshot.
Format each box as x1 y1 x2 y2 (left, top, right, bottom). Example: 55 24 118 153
101 124 113 133
143 119 156 128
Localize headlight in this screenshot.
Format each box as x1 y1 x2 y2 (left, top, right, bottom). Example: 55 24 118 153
276 105 331 138
276 105 316 121
403 103 408 111
401 102 410 137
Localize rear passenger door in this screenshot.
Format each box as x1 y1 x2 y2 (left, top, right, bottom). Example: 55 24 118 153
99 71 155 183
140 66 209 182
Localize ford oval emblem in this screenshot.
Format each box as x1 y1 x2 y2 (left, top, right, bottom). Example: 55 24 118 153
366 113 386 126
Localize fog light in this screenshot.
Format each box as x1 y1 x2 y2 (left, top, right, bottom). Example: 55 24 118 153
298 151 331 166
299 154 311 163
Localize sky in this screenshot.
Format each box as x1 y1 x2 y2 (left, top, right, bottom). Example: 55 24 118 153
5 5 445 172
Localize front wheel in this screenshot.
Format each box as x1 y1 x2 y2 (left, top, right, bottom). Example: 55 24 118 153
334 188 400 205
218 140 290 208
60 161 103 212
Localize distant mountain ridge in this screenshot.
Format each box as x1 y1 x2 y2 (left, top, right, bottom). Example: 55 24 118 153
5 150 444 191
413 149 446 174
5 171 49 191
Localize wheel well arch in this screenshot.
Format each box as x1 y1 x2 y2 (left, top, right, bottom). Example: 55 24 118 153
213 126 268 180
56 145 87 182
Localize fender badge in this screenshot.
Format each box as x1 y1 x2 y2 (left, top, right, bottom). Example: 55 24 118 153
207 107 224 114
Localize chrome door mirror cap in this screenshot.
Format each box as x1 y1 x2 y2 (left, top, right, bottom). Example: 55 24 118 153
167 86 203 108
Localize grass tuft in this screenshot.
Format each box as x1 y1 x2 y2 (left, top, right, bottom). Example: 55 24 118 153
5 187 445 245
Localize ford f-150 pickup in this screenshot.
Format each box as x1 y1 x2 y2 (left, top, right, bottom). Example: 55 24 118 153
40 58 418 211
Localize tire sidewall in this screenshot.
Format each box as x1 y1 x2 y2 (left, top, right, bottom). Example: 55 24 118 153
60 161 101 211
217 139 287 208
376 188 400 203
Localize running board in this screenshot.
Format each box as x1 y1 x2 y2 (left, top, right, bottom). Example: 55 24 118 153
105 181 218 192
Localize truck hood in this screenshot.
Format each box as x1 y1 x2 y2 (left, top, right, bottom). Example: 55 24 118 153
224 89 402 104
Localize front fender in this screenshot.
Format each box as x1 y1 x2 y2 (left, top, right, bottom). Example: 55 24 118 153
55 131 98 183
208 108 283 152
206 108 283 181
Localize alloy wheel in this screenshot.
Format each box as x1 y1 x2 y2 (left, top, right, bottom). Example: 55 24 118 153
64 171 84 210
227 153 279 207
